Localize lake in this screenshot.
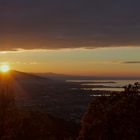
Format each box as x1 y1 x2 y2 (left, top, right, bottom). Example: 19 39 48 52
67 80 140 92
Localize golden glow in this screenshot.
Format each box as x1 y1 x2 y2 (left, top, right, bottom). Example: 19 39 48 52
0 65 10 73
0 47 140 77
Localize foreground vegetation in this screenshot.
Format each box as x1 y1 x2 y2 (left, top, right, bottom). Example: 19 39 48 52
78 83 140 140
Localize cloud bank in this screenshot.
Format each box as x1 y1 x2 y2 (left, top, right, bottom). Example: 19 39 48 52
0 0 140 50
123 61 140 64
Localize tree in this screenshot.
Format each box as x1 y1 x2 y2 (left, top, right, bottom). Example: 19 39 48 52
78 83 140 140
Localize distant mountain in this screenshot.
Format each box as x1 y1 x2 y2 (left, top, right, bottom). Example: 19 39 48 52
7 70 46 80
36 72 140 80
3 71 139 81
36 72 73 80
10 70 43 79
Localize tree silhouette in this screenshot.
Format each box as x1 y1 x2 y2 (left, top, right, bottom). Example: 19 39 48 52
123 82 140 95
78 83 140 140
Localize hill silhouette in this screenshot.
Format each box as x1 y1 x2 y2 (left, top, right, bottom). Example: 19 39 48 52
0 70 79 140
7 70 45 80
37 72 140 80
1 71 91 123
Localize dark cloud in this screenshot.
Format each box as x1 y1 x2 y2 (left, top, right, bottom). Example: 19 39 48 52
123 61 140 64
0 0 140 50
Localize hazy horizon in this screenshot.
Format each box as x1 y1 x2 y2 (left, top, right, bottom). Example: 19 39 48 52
0 47 140 77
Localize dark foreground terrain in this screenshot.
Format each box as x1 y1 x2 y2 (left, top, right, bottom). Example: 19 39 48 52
0 71 140 140
0 107 79 140
78 93 140 140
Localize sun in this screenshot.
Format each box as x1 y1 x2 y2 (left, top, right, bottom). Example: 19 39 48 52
0 65 10 73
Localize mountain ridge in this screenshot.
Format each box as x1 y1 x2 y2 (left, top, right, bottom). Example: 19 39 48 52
36 72 140 80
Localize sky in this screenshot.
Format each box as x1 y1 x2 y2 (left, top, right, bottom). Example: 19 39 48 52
0 0 140 77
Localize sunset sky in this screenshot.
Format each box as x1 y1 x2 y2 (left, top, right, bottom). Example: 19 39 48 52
0 0 140 77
